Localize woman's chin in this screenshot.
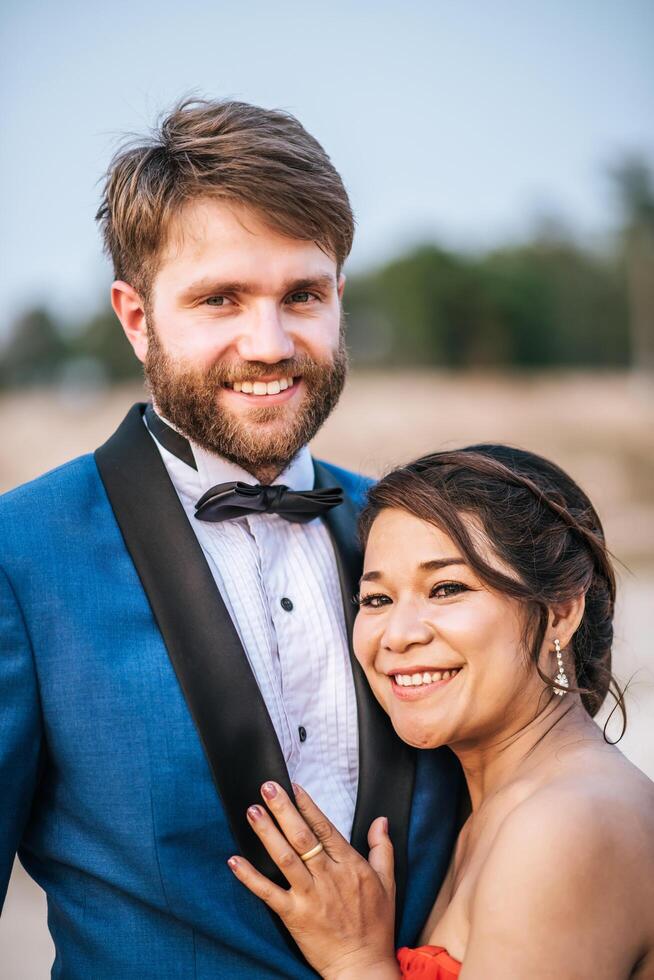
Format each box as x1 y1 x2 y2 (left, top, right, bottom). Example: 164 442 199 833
390 714 449 750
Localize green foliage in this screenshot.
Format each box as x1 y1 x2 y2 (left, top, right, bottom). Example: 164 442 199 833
612 157 654 230
0 307 68 387
346 236 630 369
72 308 143 380
610 157 654 373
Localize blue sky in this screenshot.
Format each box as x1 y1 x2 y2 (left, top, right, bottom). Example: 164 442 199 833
1 0 653 328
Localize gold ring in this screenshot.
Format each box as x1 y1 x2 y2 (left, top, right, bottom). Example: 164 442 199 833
300 842 324 862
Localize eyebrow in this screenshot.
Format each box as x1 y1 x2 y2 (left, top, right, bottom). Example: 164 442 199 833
178 273 337 303
360 558 466 583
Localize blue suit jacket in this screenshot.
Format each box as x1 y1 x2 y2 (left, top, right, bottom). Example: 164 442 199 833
0 404 462 978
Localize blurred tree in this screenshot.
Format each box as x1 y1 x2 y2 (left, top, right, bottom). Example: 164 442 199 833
482 236 629 367
69 307 142 381
0 307 68 387
346 245 504 367
611 157 654 374
345 235 629 369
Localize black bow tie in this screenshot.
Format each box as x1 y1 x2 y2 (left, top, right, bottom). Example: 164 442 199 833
195 481 343 524
144 404 344 524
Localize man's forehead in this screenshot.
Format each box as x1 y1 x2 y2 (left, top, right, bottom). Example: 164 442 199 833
157 196 337 286
162 196 321 256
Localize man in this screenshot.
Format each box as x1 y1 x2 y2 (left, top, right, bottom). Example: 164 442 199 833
0 98 461 978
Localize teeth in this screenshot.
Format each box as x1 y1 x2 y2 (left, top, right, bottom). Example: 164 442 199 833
232 376 294 396
393 669 460 687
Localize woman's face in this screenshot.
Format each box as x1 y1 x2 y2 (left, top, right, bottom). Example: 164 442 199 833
353 508 542 751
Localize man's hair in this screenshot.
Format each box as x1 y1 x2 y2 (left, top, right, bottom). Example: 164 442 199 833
96 97 355 301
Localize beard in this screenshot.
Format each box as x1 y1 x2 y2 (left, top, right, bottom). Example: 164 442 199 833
143 318 348 478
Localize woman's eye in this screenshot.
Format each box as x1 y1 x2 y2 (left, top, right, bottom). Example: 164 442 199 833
205 295 231 307
356 592 391 609
431 582 468 599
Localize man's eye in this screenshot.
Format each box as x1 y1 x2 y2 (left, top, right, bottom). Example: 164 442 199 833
356 592 391 609
431 582 468 599
205 295 231 307
287 291 315 304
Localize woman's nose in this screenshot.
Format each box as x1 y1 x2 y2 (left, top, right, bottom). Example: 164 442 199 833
236 305 295 363
381 603 433 654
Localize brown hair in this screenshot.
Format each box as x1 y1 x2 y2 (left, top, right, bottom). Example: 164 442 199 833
95 97 354 302
359 444 625 736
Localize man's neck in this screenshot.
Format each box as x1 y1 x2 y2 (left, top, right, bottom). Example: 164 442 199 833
247 463 287 486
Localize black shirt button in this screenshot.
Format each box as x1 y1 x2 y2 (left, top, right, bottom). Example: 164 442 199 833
280 597 294 612
298 726 307 743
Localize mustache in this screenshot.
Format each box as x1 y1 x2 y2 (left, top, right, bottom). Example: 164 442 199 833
203 353 334 385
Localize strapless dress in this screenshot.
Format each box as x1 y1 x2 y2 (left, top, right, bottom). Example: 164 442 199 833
396 944 461 978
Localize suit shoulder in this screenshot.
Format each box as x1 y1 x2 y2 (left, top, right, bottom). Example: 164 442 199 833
0 453 99 508
0 453 103 550
314 459 375 510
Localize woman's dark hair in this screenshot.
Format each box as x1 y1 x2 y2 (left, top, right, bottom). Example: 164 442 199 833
359 444 625 738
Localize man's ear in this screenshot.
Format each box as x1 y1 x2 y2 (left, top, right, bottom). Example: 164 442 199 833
547 594 586 651
111 281 149 364
337 273 346 301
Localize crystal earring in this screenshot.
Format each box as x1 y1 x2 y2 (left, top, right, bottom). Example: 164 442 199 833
553 638 569 696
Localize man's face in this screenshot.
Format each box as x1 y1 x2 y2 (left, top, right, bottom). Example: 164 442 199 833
120 197 348 479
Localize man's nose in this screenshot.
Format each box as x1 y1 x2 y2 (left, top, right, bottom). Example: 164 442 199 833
381 602 433 655
236 304 295 363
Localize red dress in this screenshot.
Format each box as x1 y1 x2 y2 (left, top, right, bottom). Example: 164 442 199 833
397 945 462 978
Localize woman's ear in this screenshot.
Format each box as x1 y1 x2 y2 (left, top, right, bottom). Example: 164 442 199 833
547 594 586 650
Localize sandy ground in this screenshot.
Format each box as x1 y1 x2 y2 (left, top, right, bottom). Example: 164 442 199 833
1 374 653 977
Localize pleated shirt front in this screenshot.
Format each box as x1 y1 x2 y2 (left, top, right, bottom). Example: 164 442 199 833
147 419 359 839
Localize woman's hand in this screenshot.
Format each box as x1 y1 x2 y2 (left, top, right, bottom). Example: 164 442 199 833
227 781 400 980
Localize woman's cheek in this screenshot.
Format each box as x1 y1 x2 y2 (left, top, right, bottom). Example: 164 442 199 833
353 617 387 699
352 614 369 668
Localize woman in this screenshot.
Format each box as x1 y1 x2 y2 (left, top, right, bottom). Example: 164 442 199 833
227 445 654 978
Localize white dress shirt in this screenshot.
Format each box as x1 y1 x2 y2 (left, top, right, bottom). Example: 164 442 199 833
145 415 360 839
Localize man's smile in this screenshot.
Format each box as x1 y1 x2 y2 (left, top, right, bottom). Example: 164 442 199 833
221 376 302 405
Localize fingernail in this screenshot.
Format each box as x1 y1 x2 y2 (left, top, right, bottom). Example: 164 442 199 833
291 782 302 797
381 816 388 833
227 856 240 870
247 805 262 820
261 781 278 800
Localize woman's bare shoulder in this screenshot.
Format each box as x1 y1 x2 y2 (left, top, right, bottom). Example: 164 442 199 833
467 748 654 966
459 751 654 974
504 746 654 868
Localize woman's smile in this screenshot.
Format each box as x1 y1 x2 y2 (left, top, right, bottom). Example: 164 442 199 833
388 666 463 700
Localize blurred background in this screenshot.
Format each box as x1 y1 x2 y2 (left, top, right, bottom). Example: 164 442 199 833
1 1 653 975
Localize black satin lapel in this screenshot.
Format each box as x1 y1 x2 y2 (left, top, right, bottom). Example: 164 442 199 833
94 403 293 885
313 459 415 932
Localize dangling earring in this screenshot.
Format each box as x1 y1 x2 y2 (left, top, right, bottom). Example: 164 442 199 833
553 638 569 696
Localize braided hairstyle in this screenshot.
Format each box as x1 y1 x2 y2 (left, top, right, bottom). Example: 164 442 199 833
359 445 623 734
